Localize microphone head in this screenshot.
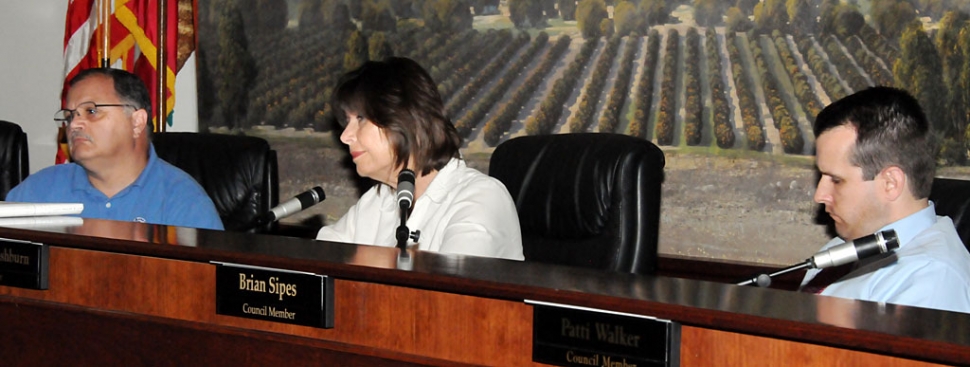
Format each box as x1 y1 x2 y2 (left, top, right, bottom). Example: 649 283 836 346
309 186 326 203
268 186 327 223
294 186 327 209
398 169 415 185
877 229 899 252
397 169 416 209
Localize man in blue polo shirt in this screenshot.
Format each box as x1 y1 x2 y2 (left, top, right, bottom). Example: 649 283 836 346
6 68 222 230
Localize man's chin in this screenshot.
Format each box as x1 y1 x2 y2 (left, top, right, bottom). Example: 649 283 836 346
68 150 92 163
836 228 870 242
833 224 851 240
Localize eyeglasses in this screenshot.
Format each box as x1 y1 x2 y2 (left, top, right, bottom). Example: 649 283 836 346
54 101 136 125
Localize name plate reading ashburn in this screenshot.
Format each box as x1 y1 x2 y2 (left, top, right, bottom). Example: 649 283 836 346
213 262 333 328
528 300 680 367
0 238 49 290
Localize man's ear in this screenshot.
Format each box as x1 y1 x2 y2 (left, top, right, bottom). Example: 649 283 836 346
881 166 907 201
131 108 148 138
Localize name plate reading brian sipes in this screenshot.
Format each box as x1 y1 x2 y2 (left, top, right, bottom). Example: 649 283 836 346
214 262 334 328
0 238 49 290
529 300 680 367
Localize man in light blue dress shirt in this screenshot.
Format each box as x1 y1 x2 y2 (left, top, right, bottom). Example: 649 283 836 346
800 86 970 313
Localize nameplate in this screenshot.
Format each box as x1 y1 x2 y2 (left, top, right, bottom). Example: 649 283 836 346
213 262 333 328
528 300 680 367
0 238 49 290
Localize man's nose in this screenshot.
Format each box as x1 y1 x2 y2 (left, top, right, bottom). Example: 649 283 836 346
68 112 86 129
814 179 829 204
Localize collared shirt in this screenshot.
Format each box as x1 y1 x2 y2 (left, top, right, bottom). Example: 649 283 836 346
317 158 524 260
6 144 223 230
801 203 970 313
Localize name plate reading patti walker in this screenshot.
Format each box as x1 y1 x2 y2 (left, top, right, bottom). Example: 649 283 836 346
213 262 333 328
528 300 680 367
0 238 49 290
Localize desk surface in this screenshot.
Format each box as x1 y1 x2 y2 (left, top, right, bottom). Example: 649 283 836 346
0 219 968 365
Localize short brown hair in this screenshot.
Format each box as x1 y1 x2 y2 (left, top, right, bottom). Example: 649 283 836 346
331 57 461 175
814 86 936 198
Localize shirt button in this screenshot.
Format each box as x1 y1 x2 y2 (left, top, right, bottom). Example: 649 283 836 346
105 202 111 208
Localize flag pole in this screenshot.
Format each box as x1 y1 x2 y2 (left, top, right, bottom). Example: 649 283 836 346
99 0 110 67
156 0 167 132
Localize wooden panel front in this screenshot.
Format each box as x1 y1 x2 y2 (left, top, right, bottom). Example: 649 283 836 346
679 326 942 367
0 297 441 367
0 246 534 365
0 245 957 366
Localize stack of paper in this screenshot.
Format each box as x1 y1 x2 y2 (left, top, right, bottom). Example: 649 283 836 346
0 202 84 228
0 202 84 217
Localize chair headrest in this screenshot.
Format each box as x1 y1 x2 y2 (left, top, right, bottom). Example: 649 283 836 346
152 132 275 231
930 178 970 249
490 133 665 237
0 120 28 201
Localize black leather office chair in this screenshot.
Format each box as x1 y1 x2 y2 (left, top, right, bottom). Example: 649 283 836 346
930 177 970 251
153 132 279 233
489 133 665 274
0 120 29 201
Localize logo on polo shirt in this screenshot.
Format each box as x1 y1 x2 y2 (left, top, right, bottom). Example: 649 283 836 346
133 217 147 223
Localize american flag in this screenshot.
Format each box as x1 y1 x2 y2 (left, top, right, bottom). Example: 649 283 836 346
58 0 195 163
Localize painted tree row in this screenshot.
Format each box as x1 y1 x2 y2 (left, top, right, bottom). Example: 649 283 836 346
682 28 703 146
725 32 766 152
597 34 640 135
482 34 571 146
453 32 547 138
444 32 530 123
568 36 621 134
654 29 679 146
629 29 661 140
525 38 598 136
750 33 804 154
214 25 946 160
705 28 735 149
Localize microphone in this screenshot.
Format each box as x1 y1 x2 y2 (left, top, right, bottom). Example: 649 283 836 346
736 229 899 287
262 186 326 223
397 169 415 210
809 229 899 269
395 169 416 249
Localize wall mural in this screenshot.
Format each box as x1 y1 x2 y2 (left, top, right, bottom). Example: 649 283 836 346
195 0 970 265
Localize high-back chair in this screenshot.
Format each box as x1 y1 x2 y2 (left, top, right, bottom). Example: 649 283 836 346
489 133 665 274
153 132 279 233
0 120 29 201
929 177 970 252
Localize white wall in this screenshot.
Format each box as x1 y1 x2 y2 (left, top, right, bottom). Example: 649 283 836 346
0 1 198 174
0 1 67 174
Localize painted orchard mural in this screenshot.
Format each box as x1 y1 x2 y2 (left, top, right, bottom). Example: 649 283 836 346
196 0 970 264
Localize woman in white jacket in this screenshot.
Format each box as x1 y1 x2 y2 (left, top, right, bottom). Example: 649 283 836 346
316 57 523 261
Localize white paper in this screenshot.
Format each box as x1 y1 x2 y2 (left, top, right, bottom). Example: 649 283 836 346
0 202 84 218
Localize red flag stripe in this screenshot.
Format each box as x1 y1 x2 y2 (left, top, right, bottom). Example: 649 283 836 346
62 0 100 103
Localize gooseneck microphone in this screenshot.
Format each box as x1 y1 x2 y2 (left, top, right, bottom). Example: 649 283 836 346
263 186 326 223
397 169 415 210
396 169 417 249
736 229 899 287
